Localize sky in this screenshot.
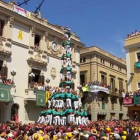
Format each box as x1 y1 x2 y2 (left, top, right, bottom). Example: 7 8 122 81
5 0 140 58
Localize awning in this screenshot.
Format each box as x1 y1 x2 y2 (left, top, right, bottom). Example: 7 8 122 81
36 90 46 106
0 83 11 102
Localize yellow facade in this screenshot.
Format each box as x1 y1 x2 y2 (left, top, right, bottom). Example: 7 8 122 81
80 46 128 121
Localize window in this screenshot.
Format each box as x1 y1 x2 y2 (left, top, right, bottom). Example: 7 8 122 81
119 100 123 111
118 67 121 71
83 58 86 62
112 103 114 110
0 20 4 36
138 82 140 89
28 69 44 88
80 74 85 85
80 58 82 63
100 58 105 64
119 80 123 90
34 34 40 48
110 63 114 68
137 52 140 61
0 61 8 80
101 75 107 84
110 78 115 91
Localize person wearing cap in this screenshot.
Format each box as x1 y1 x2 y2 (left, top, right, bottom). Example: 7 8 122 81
66 53 71 67
60 66 64 80
65 108 74 124
64 26 71 41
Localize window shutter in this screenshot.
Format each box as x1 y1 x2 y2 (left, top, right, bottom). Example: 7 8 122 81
104 76 107 84
1 67 7 79
113 79 115 91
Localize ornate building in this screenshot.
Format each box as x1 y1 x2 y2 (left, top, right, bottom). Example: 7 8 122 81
80 46 128 121
0 1 84 123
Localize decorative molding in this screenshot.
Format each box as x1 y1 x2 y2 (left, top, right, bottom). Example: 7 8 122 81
31 26 36 37
50 67 57 79
42 51 47 58
44 32 48 42
9 16 14 28
27 52 47 67
5 38 12 47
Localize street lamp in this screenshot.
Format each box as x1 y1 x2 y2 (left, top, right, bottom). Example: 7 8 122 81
46 78 50 87
29 72 35 88
10 69 16 84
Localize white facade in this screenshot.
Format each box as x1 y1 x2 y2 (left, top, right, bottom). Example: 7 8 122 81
0 1 84 123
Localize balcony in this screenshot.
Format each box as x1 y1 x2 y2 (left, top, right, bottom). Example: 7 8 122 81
24 88 36 101
110 89 119 97
134 62 140 69
24 89 46 106
123 98 133 106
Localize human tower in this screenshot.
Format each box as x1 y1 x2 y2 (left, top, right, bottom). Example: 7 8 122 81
37 26 89 126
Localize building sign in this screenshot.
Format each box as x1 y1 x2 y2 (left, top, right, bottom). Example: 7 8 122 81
90 85 109 94
123 98 133 105
0 84 11 102
36 90 46 106
13 5 30 18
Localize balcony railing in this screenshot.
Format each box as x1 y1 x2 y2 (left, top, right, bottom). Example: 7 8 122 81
134 62 140 68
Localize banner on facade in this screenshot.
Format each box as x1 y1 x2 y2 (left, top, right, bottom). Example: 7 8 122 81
82 86 90 92
123 98 133 105
0 84 11 102
90 85 109 94
13 5 30 18
36 90 46 106
134 96 140 105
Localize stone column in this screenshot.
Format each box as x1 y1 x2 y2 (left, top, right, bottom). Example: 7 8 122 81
29 26 35 48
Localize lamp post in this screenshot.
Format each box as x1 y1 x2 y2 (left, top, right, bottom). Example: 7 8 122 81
29 72 35 88
46 78 50 87
10 69 16 84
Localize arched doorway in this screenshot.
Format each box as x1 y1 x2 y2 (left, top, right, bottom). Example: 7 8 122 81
11 104 19 121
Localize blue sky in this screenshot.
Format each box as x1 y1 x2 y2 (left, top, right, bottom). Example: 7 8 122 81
5 0 140 58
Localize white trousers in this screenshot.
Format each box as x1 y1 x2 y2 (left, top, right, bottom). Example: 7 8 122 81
67 46 71 54
74 101 79 110
81 117 85 125
76 116 79 125
64 33 71 41
53 116 60 125
37 116 42 123
45 114 52 125
66 98 71 108
40 116 45 124
83 117 88 126
61 117 66 126
60 73 64 79
68 114 75 123
59 100 64 108
67 71 71 79
62 46 66 54
67 58 71 66
48 100 51 109
78 116 82 125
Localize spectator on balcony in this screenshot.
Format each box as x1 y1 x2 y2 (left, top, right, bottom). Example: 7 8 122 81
125 92 129 98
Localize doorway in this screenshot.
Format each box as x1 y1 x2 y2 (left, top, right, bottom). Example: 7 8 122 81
11 104 19 121
97 115 106 121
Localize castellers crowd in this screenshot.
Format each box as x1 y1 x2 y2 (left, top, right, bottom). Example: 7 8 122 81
1 120 140 140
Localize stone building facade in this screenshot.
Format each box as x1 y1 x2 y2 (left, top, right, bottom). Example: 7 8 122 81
0 1 84 123
80 46 128 121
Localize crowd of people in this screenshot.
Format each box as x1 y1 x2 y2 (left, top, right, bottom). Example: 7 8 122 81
0 75 12 85
123 90 140 98
1 120 140 140
126 30 140 38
